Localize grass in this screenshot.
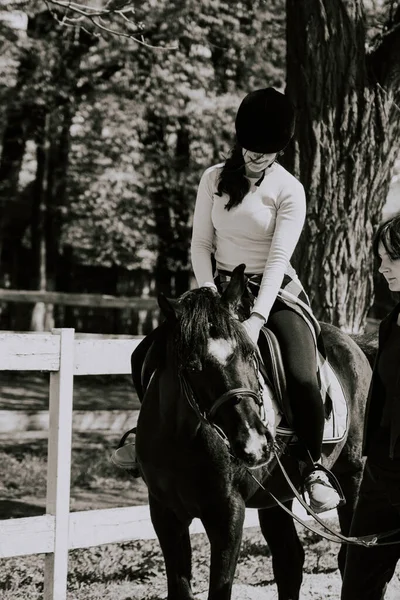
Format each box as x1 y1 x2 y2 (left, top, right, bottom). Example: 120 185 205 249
0 540 165 600
0 371 138 411
0 452 47 499
0 430 148 516
0 369 146 515
0 434 128 496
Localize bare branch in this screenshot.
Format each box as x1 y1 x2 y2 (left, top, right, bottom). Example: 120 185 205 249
43 0 178 49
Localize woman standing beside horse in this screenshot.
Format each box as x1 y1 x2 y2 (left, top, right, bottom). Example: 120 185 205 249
190 86 340 513
342 213 400 599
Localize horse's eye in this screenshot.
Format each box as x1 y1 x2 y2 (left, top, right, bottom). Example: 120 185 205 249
188 365 202 374
187 359 203 373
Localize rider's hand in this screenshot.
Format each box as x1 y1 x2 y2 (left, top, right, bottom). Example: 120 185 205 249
201 282 219 293
241 312 266 345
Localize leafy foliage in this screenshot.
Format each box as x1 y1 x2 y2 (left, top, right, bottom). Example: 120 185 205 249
0 0 397 291
0 0 286 277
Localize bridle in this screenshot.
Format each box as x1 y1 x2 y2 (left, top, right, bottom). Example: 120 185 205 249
179 352 400 548
179 352 267 446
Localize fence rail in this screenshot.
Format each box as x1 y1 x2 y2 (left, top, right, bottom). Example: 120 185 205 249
0 289 158 309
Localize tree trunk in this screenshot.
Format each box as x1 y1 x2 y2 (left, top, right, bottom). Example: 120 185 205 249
144 111 175 296
47 103 73 287
0 70 37 277
172 115 191 296
30 113 52 332
285 0 400 332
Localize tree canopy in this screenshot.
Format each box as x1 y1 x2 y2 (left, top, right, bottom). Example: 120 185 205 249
0 0 399 331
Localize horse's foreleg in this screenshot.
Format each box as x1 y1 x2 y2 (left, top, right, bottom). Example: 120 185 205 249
202 497 246 600
149 494 195 600
258 504 304 600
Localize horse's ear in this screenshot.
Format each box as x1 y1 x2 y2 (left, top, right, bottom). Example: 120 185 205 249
221 263 247 308
158 293 180 321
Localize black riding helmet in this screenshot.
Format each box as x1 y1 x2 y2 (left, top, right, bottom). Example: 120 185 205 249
235 87 295 154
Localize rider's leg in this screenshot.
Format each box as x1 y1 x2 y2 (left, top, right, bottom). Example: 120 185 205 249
131 322 167 402
112 323 167 471
265 303 340 513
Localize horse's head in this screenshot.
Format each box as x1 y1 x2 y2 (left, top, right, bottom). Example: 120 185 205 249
158 264 274 469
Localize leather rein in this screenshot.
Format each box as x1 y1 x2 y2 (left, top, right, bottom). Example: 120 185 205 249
179 360 400 548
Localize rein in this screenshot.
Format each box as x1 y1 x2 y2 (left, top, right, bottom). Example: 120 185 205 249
246 450 400 548
178 350 400 547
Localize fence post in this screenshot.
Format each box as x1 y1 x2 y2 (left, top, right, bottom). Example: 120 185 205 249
44 328 75 600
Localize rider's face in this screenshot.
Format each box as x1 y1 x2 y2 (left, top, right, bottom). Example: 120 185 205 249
242 149 277 174
378 242 400 292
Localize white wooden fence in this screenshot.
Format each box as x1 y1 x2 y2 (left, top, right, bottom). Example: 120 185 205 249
0 328 150 600
0 328 323 600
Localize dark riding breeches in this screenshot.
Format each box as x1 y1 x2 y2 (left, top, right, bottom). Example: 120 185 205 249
265 301 324 463
341 459 400 600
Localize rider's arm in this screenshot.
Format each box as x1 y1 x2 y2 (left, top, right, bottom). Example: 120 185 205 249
252 179 306 321
191 167 218 290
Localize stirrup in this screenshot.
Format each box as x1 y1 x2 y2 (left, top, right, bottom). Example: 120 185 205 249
302 463 346 510
117 426 137 449
111 427 140 477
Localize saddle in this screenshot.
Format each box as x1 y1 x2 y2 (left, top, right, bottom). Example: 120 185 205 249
138 326 349 445
257 326 294 427
257 326 349 444
140 340 161 394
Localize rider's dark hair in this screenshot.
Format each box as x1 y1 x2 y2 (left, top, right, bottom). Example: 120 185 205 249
216 143 250 211
373 213 400 261
216 142 279 211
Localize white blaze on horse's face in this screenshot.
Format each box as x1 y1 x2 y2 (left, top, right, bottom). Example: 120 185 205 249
243 423 271 468
207 338 237 365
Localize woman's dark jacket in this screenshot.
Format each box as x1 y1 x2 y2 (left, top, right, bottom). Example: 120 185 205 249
363 301 400 459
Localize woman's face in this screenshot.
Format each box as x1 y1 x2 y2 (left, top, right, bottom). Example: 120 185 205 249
378 242 400 292
242 149 277 174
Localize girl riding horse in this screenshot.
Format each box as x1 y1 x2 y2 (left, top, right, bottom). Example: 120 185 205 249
113 87 340 514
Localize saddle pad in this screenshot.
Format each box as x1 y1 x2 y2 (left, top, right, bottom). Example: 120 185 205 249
258 359 349 444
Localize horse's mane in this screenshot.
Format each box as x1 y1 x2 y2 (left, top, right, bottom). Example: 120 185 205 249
173 288 254 369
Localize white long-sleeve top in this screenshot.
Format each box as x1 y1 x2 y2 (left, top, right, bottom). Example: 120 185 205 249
190 162 306 321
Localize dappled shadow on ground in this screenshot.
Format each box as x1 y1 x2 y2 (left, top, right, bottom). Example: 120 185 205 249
0 371 139 410
0 430 132 456
0 429 148 517
0 498 44 518
0 432 47 458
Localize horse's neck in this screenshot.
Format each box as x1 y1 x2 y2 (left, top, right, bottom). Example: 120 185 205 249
156 366 201 440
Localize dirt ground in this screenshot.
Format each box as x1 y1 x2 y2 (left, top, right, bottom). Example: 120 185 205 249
123 523 400 600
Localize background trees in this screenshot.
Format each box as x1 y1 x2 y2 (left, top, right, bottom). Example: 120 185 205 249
0 0 398 333
285 0 400 332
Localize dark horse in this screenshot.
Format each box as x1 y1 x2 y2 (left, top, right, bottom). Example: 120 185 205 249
135 265 372 600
